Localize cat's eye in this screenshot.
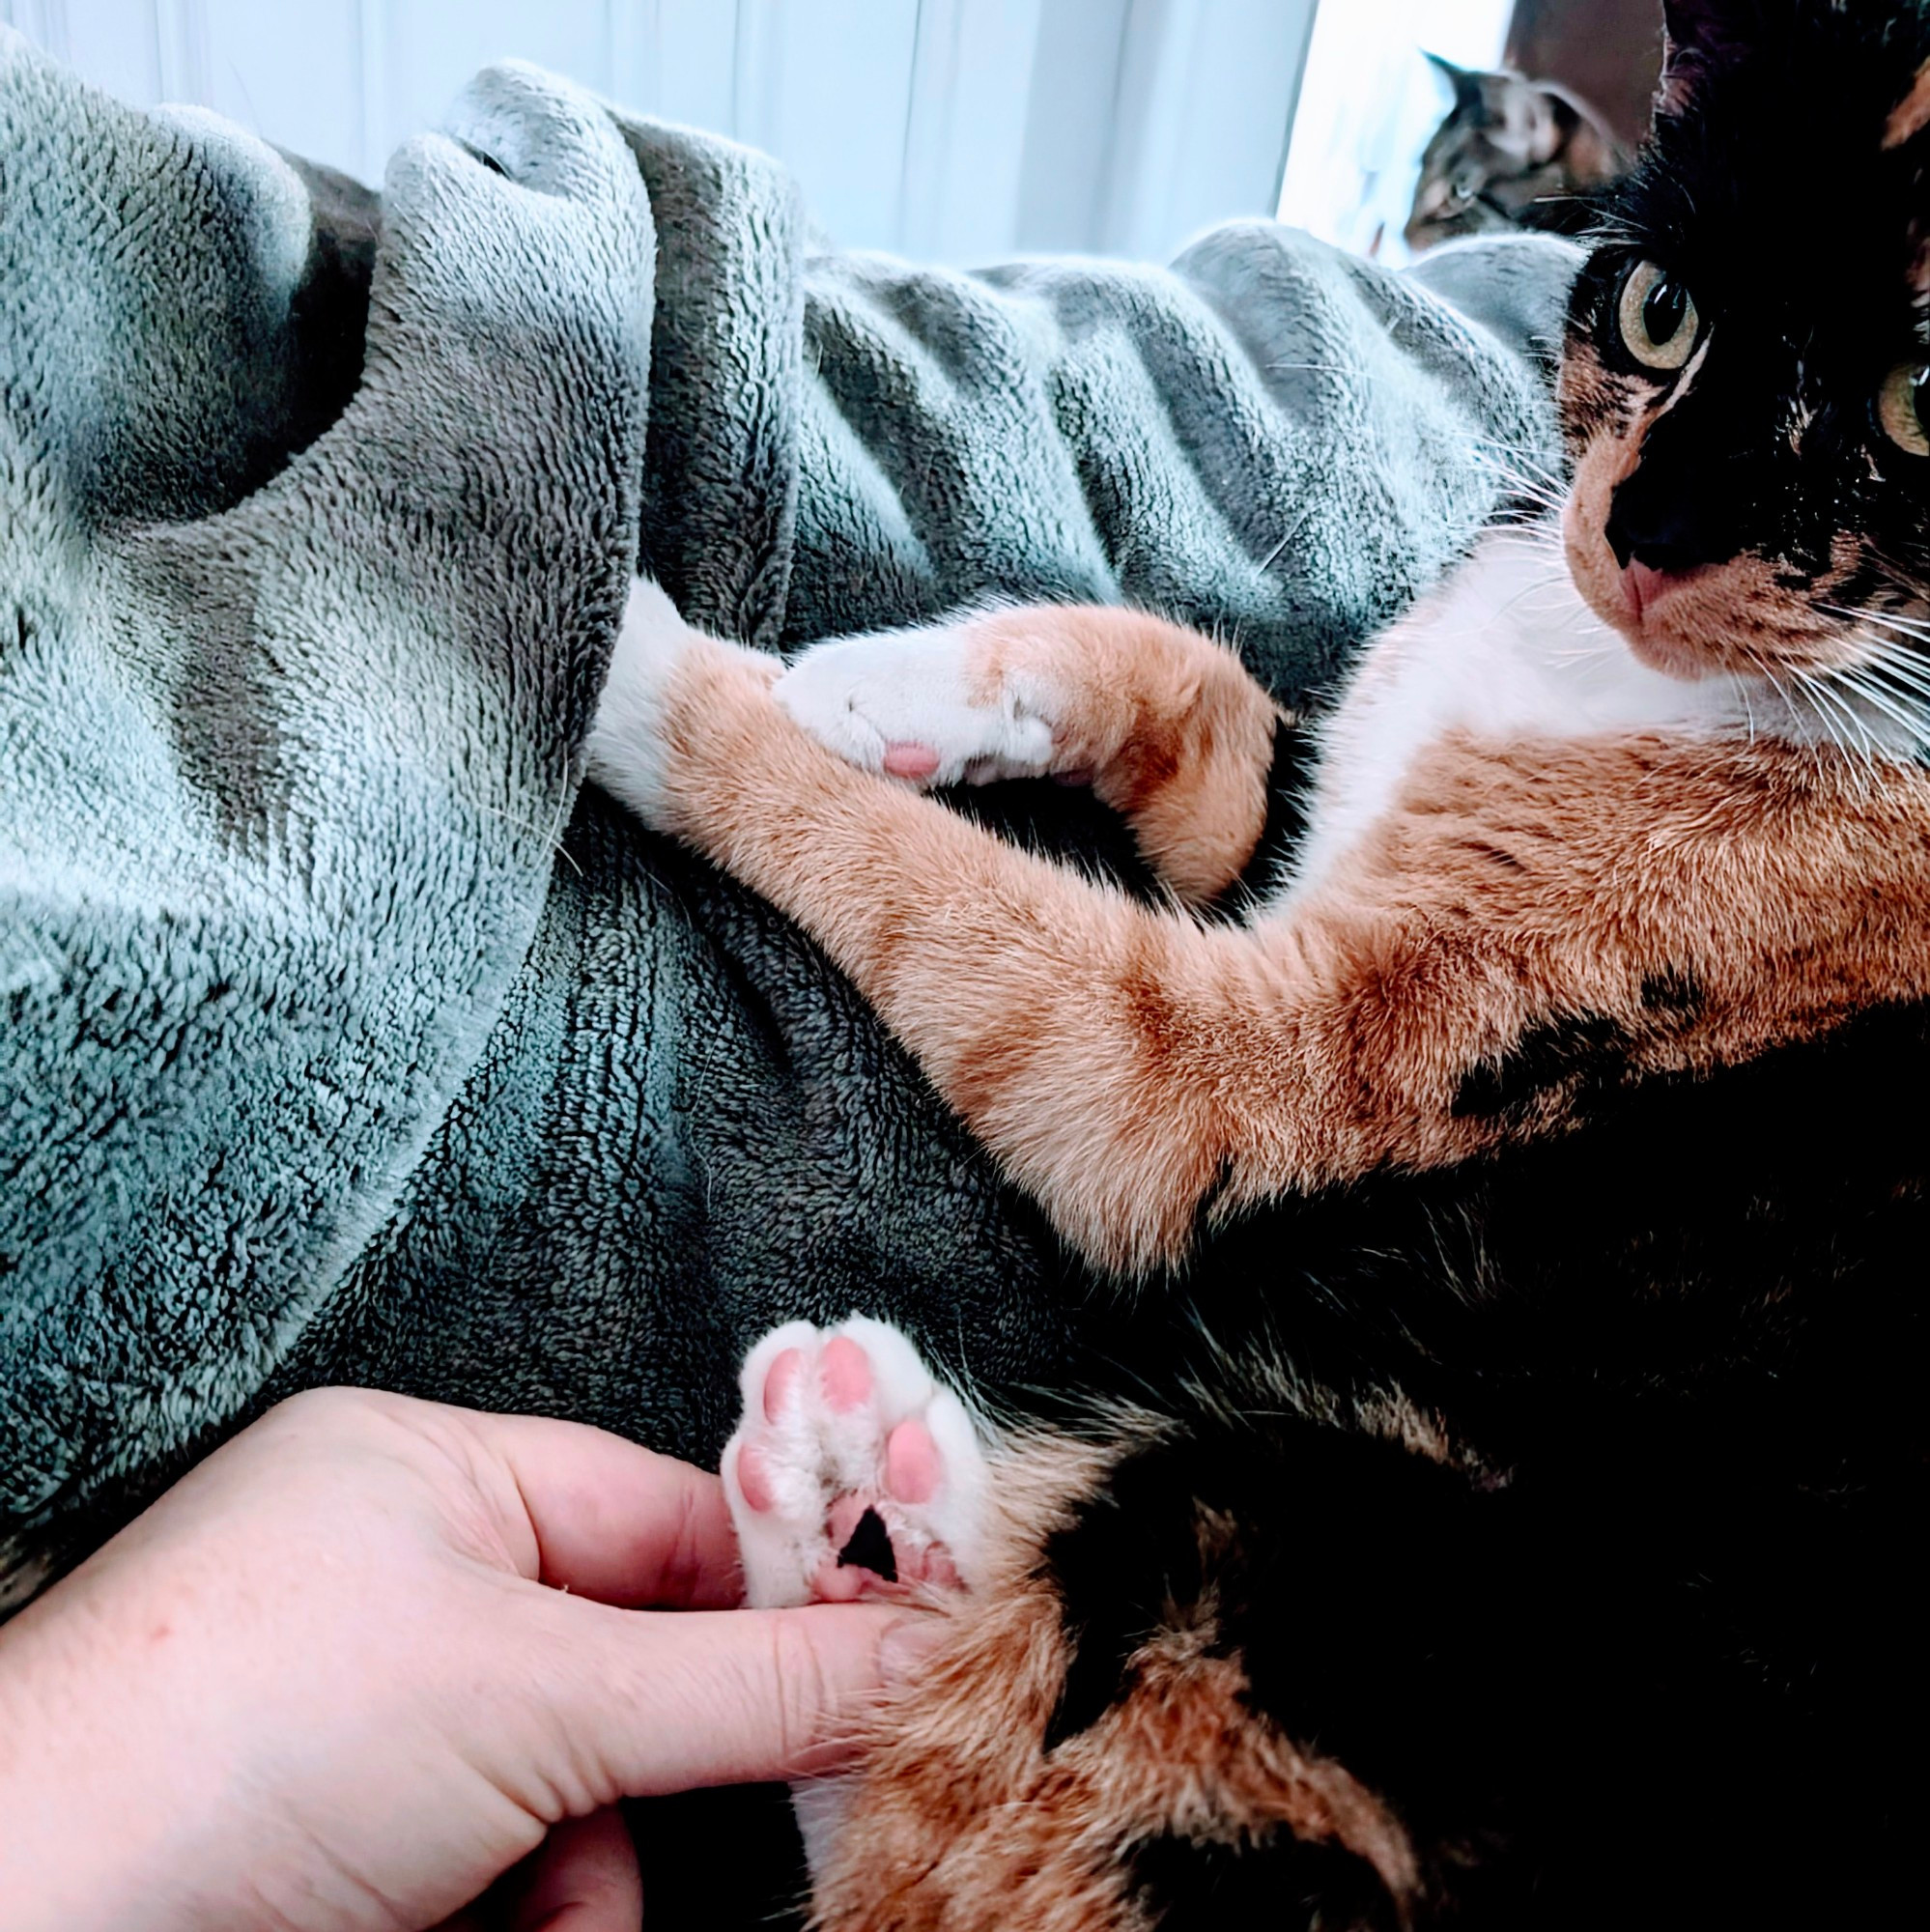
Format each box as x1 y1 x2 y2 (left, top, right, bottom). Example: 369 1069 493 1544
1615 260 1701 374
1876 361 1930 457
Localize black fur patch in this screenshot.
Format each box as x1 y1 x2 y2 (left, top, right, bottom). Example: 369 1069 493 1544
1211 715 1318 916
1450 1009 1631 1120
1067 998 1930 1923
1638 965 1703 1016
1128 1830 1396 1932
836 1506 896 1582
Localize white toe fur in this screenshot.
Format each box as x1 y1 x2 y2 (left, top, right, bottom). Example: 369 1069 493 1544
585 577 713 826
774 624 1058 787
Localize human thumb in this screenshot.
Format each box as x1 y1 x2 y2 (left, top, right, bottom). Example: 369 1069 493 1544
522 1594 911 1798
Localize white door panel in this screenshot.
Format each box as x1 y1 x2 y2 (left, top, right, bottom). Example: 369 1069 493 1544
2 0 1315 262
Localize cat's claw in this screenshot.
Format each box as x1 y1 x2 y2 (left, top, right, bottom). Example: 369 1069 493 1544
775 627 1058 789
724 1316 989 1608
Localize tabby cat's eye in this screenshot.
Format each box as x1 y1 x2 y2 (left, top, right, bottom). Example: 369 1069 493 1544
1616 259 1700 373
1876 361 1930 457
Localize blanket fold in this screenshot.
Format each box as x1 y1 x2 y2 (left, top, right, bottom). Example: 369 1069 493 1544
0 28 1576 1578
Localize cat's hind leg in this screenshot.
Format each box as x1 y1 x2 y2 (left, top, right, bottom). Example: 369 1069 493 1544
773 605 1284 905
724 1317 990 1609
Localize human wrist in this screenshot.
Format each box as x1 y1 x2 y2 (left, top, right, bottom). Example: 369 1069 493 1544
0 1570 219 1931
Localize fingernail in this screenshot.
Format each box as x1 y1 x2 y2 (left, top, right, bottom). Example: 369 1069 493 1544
879 1614 946 1685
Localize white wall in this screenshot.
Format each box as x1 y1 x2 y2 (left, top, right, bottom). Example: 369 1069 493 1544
2 0 1317 264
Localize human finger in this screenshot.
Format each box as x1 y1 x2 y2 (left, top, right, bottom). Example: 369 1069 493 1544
528 1597 911 1794
507 1807 642 1932
456 1409 747 1609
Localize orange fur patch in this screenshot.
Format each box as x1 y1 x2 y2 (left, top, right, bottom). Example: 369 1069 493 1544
1885 59 1930 150
954 606 1281 906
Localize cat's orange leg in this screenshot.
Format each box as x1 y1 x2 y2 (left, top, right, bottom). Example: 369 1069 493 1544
588 584 1930 1275
591 589 1311 1268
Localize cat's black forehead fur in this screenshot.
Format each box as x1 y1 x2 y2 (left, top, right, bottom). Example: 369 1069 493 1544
1624 0 1930 351
1567 0 1930 587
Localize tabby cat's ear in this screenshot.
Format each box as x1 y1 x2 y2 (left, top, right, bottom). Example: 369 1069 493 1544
1657 0 1752 117
1423 49 1485 117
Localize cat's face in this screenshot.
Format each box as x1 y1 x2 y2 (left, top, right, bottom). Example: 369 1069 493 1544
1408 64 1554 251
1560 0 1930 719
1407 59 1611 252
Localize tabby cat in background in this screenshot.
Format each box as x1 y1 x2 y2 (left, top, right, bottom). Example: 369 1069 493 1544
594 0 1928 1922
1405 50 1628 251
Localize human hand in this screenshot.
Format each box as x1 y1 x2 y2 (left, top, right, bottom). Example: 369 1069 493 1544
0 1388 918 1931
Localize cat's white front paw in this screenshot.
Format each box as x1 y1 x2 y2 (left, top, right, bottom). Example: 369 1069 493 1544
774 626 1058 788
723 1316 990 1608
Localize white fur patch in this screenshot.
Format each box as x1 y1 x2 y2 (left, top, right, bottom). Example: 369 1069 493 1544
584 577 715 827
1283 528 1756 899
775 623 1058 787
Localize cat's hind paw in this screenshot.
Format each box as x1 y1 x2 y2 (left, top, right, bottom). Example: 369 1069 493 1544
774 624 1060 789
724 1316 989 1609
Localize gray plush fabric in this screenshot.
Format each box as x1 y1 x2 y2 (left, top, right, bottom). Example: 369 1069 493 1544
0 27 1577 1581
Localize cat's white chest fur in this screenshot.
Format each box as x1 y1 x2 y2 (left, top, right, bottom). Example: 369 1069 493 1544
1283 528 1752 898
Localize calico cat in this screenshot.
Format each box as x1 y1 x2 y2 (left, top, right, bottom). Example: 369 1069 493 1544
1405 53 1628 251
588 1 1928 1922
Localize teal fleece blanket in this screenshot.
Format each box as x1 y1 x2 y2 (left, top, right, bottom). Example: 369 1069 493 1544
0 29 1575 1591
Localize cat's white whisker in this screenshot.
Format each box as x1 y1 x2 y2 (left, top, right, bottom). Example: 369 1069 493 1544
1833 668 1919 736
1829 663 1930 761
1791 666 1882 789
1820 599 1930 645
1858 635 1930 685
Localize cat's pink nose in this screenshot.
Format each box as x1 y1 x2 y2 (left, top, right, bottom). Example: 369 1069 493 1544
1621 559 1677 622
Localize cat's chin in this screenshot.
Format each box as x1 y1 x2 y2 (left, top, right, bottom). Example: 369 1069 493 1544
1615 618 1726 683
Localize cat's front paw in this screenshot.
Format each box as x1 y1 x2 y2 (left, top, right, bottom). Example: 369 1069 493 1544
723 1316 989 1608
774 624 1060 789
587 578 783 832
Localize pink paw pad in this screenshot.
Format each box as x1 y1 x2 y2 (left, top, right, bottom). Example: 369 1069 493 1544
820 1336 872 1411
886 1420 941 1505
883 741 940 781
735 1442 775 1515
762 1348 803 1421
725 1318 987 1611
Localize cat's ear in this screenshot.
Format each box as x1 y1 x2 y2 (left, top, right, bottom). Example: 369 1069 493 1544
1423 50 1486 118
1657 0 1754 117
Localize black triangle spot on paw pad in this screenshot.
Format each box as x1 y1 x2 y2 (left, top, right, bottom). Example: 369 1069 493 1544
836 1506 898 1582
